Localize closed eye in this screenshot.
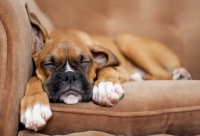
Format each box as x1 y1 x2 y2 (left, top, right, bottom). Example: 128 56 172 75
42 62 61 68
42 55 61 68
81 60 92 64
76 54 92 66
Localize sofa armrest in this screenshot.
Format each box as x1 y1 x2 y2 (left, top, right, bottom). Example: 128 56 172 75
0 0 33 135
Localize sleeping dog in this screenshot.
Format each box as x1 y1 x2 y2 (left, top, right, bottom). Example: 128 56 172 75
20 6 192 131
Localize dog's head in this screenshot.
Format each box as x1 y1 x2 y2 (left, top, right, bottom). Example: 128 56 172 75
28 11 120 104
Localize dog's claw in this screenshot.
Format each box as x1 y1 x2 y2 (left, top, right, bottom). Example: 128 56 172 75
92 82 124 106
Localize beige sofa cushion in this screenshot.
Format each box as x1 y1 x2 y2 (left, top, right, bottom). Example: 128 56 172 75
29 81 200 135
18 130 115 136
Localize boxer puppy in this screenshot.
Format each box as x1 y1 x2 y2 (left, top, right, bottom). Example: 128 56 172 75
20 5 192 131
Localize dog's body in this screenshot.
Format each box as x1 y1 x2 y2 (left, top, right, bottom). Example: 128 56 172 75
20 9 192 131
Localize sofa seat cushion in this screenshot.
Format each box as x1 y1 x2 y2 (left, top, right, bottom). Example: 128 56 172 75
18 130 115 136
23 81 200 136
19 130 176 136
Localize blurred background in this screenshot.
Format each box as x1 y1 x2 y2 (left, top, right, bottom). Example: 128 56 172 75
34 0 200 79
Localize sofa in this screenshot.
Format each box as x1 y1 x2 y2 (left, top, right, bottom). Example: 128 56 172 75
0 0 200 135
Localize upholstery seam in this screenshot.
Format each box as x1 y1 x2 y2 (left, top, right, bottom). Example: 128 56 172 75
50 105 200 117
0 20 8 120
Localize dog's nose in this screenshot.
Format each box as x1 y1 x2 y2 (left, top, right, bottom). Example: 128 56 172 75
58 72 79 84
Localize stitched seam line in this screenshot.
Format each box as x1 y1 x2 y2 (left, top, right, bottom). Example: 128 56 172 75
0 20 7 120
51 105 200 117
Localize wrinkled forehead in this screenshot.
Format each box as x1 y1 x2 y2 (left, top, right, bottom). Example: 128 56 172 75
39 35 92 61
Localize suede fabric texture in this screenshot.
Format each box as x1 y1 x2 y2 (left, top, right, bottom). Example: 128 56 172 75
35 81 200 136
0 0 200 136
0 0 33 135
18 130 182 136
18 130 115 136
35 0 200 80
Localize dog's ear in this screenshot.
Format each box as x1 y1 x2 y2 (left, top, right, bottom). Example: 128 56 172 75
25 4 49 58
89 45 120 69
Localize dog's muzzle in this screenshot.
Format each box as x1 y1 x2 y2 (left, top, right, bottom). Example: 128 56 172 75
58 71 83 104
45 71 92 104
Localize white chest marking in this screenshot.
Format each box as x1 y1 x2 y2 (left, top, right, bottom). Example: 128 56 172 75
65 60 74 72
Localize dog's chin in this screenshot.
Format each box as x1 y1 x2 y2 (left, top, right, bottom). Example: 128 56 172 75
59 91 82 104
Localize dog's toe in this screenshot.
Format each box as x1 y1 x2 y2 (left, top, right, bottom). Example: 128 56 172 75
172 68 192 80
21 104 52 131
92 82 124 106
114 84 125 99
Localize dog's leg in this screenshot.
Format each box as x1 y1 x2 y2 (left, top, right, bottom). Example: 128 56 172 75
20 76 52 131
92 67 124 106
116 34 181 80
118 45 172 80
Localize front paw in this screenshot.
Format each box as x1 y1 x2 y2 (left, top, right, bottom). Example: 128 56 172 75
92 82 124 106
20 93 52 131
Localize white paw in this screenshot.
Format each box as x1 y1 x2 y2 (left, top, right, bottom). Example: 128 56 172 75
92 82 124 106
20 104 52 131
130 72 144 81
172 68 192 80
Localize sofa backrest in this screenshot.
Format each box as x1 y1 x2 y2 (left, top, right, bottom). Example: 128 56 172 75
35 0 200 79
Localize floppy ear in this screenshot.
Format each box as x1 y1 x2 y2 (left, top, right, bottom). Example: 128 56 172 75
25 3 49 59
89 45 121 69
